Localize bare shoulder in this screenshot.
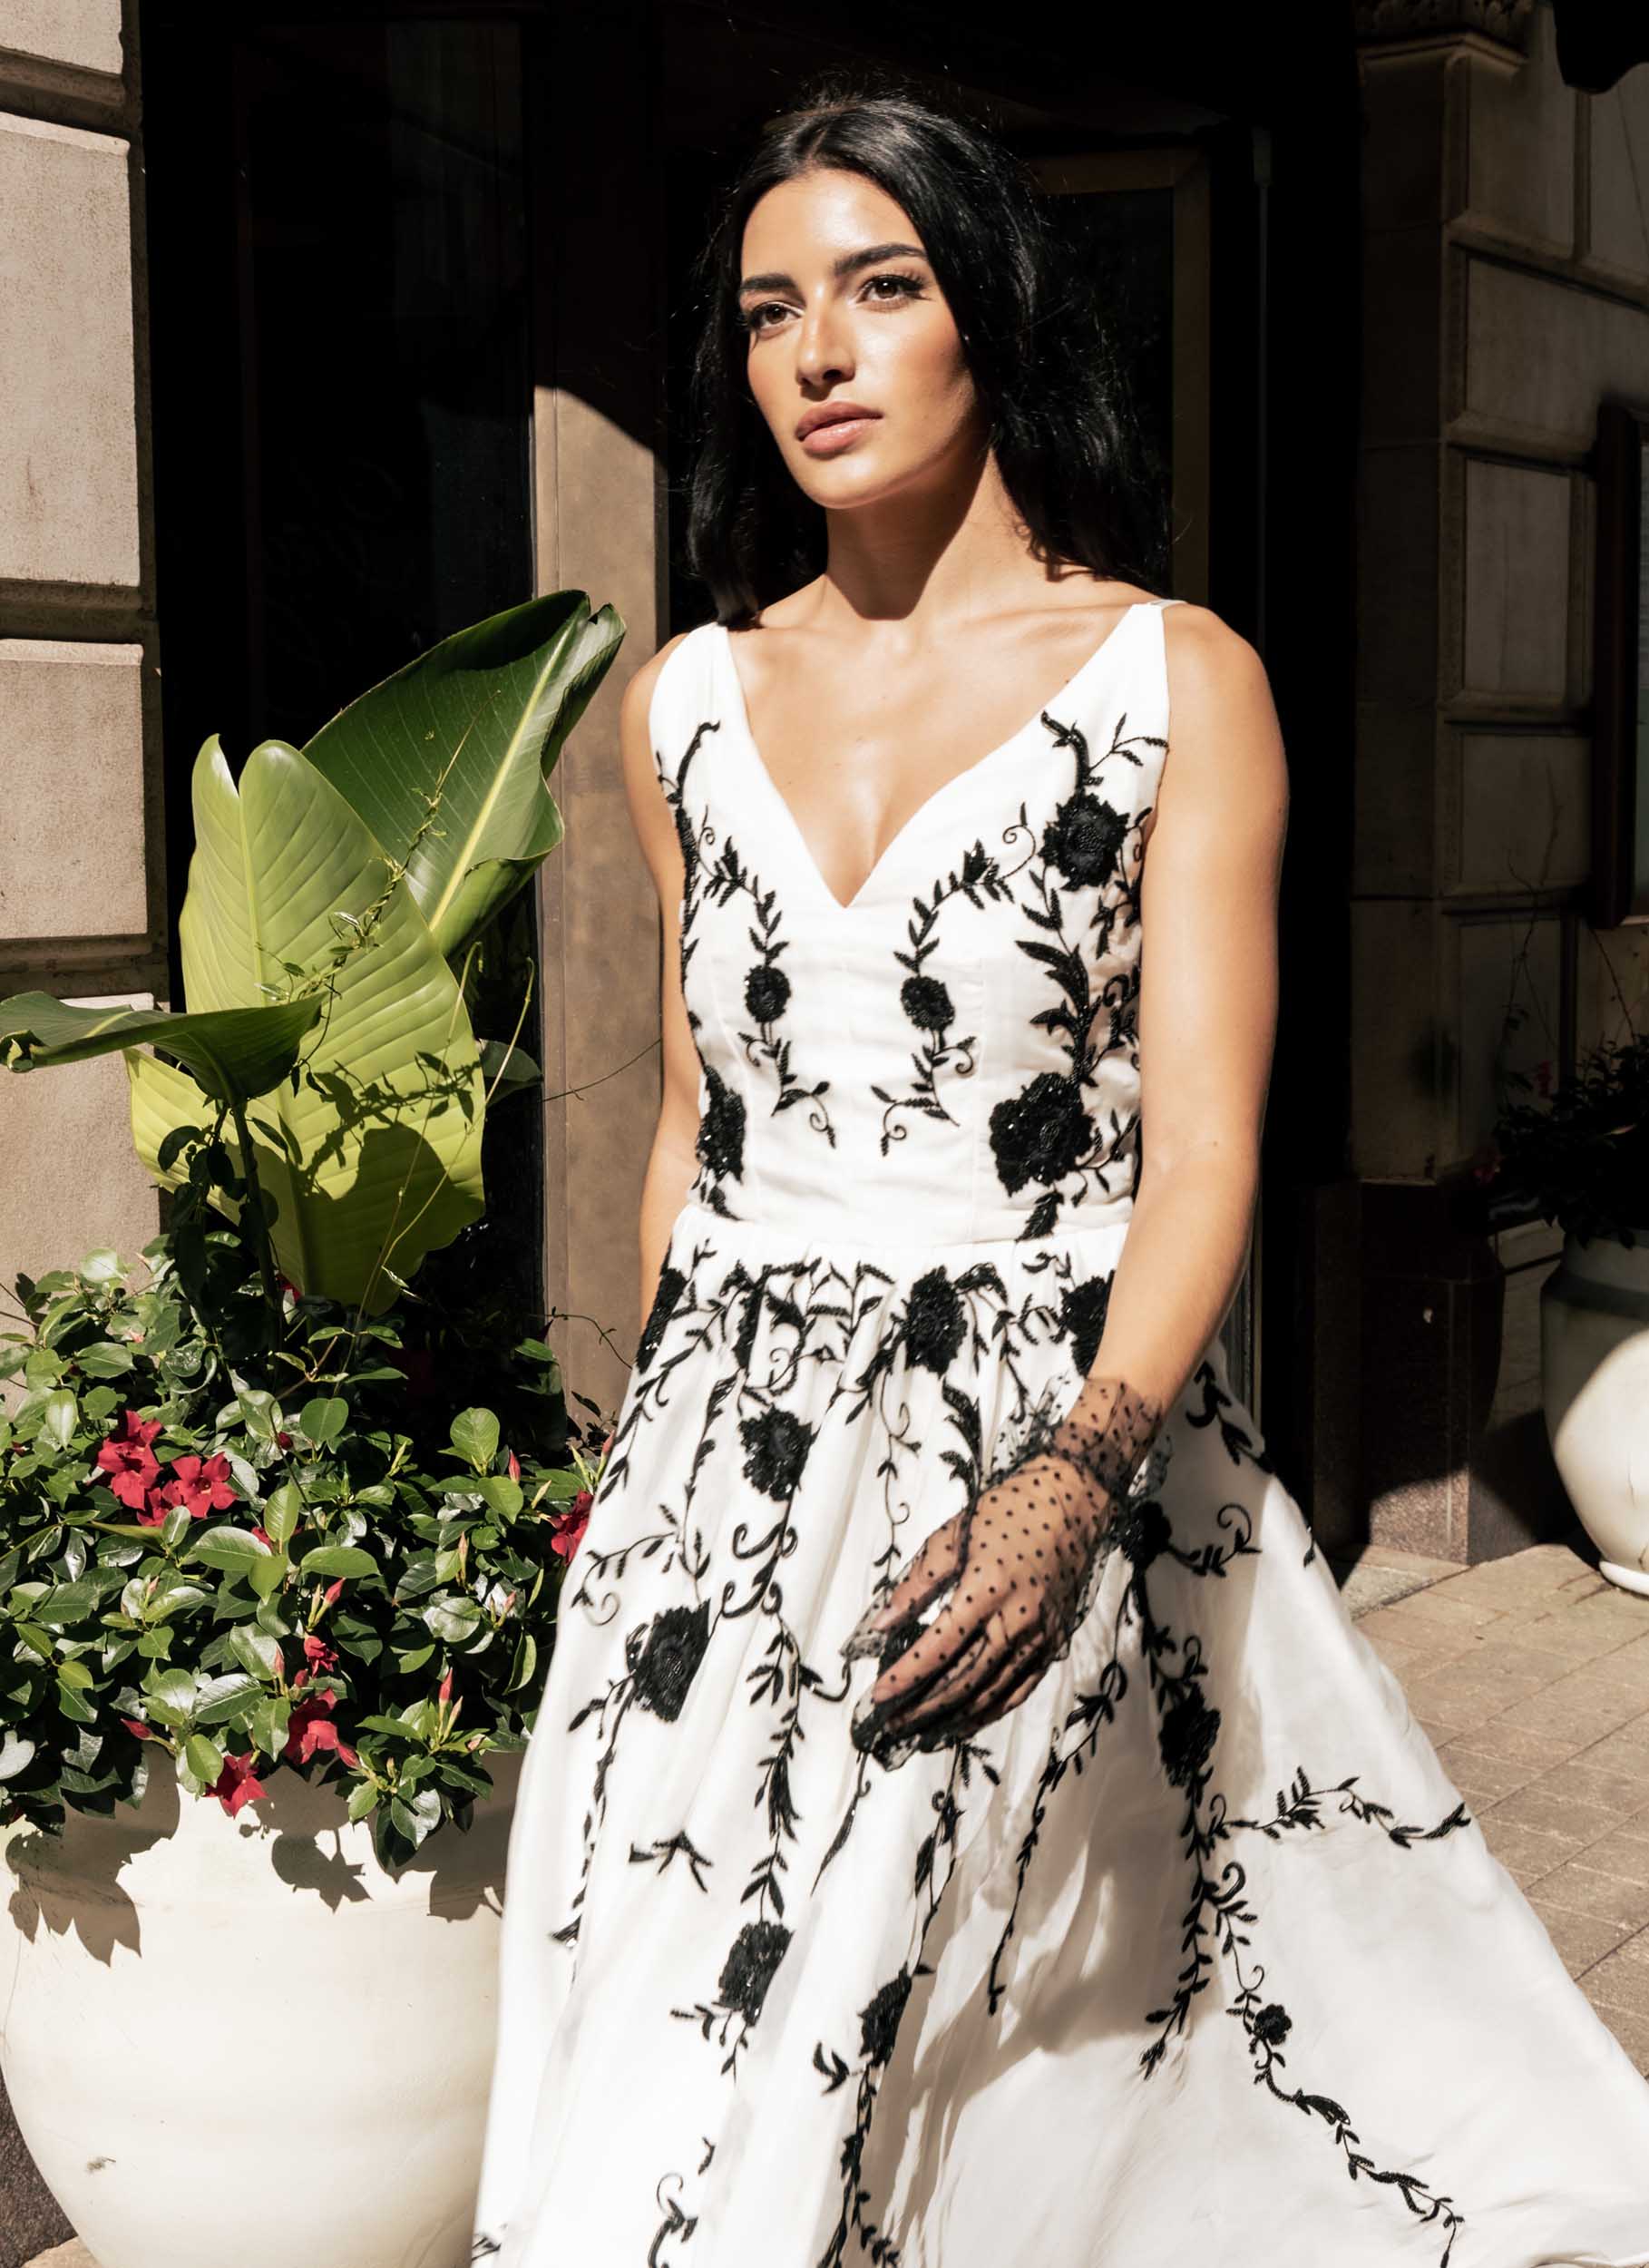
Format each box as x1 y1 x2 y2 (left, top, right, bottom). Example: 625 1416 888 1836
618 623 700 738
1159 601 1283 782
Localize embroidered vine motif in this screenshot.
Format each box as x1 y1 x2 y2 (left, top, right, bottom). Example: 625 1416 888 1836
700 829 838 1149
873 846 1010 1153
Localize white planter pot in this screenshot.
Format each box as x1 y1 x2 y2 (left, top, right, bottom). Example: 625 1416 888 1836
1541 1227 1649 1595
0 1747 521 2268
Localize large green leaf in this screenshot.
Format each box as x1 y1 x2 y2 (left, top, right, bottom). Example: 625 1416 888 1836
303 590 625 963
131 736 486 1312
0 991 319 1104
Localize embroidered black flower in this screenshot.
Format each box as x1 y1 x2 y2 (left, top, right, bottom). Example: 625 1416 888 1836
637 1264 687 1374
1253 2001 1293 2048
858 1967 912 2065
1040 790 1128 890
696 1064 746 1183
1114 1498 1172 1569
905 1269 966 1373
717 1919 792 2025
745 963 791 1024
738 1406 815 1500
989 1071 1094 1196
1060 1270 1113 1377
1158 1689 1221 1791
900 973 953 1032
633 1600 711 1722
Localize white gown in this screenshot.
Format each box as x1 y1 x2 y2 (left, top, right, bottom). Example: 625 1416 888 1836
472 600 1649 2267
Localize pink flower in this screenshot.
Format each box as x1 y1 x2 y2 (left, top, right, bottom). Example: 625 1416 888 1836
550 1488 592 1563
438 1667 454 1706
157 1452 238 1521
283 1687 358 1770
506 1449 521 1482
96 1411 162 1510
209 1752 268 1817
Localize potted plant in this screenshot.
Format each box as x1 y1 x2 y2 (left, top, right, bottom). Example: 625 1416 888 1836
0 591 625 2268
1478 1031 1649 1594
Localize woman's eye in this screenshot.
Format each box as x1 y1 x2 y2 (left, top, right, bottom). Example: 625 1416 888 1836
744 275 923 335
864 274 921 304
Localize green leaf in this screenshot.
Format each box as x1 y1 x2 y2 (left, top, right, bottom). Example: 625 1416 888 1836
143 1667 197 1725
422 1598 482 1645
298 1545 378 1579
346 1778 379 1823
298 1395 347 1446
262 1483 302 1549
39 1391 78 1452
189 1528 272 1572
247 1552 288 1601
303 591 624 963
184 1734 224 1785
249 1693 290 1759
78 1249 122 1284
229 1624 283 1681
473 1475 522 1518
506 1630 537 1694
449 1406 499 1472
73 1342 134 1379
128 737 487 1313
0 991 321 1105
194 1673 261 1726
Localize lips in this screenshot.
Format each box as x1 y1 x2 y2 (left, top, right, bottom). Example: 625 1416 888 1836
795 404 879 439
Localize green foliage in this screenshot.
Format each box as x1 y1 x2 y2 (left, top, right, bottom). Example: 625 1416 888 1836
0 590 623 1316
1484 1032 1649 1246
0 1132 607 1875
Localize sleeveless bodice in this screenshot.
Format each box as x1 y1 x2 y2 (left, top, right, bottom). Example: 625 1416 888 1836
647 600 1180 1245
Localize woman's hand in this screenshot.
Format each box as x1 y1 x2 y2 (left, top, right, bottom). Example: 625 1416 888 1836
839 1377 1165 1766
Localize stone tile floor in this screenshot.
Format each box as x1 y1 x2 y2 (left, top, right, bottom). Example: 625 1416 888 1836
22 1529 1649 2267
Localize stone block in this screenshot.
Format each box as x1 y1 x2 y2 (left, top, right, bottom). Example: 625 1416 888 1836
1460 458 1570 700
1459 2 1574 251
0 0 122 77
0 640 146 940
1464 257 1649 450
1355 701 1438 895
1457 911 1563 1158
1350 900 1440 1180
0 996 158 1298
0 111 138 591
1454 731 1588 892
1588 63 1649 281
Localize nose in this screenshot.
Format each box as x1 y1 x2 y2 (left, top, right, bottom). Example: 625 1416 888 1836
794 288 854 390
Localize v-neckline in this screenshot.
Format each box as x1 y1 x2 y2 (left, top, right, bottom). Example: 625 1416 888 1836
714 601 1151 915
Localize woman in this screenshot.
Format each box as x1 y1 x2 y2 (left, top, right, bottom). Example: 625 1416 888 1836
473 79 1649 2268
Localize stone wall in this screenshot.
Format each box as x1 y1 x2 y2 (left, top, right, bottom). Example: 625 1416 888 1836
0 1 155 2254
1346 0 1649 1560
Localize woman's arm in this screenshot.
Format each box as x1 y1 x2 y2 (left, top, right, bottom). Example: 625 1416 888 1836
840 601 1290 1760
617 635 705 1327
1073 601 1290 1422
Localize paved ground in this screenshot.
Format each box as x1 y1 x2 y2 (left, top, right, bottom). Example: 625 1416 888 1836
1342 1529 1649 2073
19 1530 1649 2267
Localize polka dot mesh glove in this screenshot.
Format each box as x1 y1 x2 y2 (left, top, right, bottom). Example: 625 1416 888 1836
839 1378 1166 1767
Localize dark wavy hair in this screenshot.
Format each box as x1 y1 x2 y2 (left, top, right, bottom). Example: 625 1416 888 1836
682 73 1169 628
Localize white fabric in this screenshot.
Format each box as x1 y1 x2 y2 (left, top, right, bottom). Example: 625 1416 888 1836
473 601 1649 2267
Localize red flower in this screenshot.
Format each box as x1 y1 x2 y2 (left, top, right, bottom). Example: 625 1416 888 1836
506 1449 521 1482
284 1687 358 1769
250 1525 274 1549
120 1716 152 1741
96 1411 163 1510
550 1488 592 1563
159 1452 238 1521
209 1752 268 1817
302 1631 337 1676
323 1578 346 1608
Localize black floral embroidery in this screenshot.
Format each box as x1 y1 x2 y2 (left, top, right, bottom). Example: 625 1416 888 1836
634 1600 712 1722
857 1966 913 2065
1157 1686 1221 1791
638 1263 688 1374
719 1918 793 2023
989 1070 1095 1196
1059 1267 1112 1375
738 1405 815 1499
696 1063 746 1189
903 1268 967 1373
872 848 1008 1153
745 962 790 1022
1039 788 1130 890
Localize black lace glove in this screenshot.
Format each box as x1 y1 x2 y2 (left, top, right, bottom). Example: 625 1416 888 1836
839 1378 1166 1767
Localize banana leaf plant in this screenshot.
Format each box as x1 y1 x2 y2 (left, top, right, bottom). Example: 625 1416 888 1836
1 591 624 1316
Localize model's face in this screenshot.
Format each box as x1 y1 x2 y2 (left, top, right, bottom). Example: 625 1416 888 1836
737 167 986 508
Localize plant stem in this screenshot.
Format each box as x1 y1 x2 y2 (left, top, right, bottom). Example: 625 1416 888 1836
229 1097 281 1321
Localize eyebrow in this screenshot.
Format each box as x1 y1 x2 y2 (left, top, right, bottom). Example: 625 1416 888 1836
737 240 928 299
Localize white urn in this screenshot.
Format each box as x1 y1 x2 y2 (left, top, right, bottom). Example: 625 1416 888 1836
0 1748 521 2268
1541 1227 1649 1595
